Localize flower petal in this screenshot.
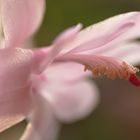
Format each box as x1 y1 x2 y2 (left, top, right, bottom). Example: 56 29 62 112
0 49 32 132
20 92 60 140
0 48 34 131
31 60 99 123
0 86 31 116
94 42 140 65
0 48 33 92
120 43 140 65
34 12 140 74
45 62 91 83
33 24 82 73
46 24 82 65
42 80 99 123
67 21 134 54
61 12 140 54
1 0 45 48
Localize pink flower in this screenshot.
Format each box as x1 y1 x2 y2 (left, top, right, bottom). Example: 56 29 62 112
0 1 140 140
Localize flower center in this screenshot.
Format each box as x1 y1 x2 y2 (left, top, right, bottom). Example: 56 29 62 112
84 61 140 86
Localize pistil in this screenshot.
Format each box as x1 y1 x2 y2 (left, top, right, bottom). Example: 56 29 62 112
129 74 140 86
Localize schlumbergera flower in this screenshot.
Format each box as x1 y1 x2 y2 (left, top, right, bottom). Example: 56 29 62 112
0 0 140 140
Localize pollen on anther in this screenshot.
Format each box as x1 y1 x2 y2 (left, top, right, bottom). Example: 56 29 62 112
84 61 139 81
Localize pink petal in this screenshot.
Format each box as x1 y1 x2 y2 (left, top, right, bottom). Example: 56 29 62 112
1 0 45 48
120 43 140 65
44 80 99 123
31 61 99 123
0 48 34 131
45 62 91 83
42 80 99 123
80 40 140 67
53 24 83 47
20 92 60 140
67 21 134 54
0 48 33 92
0 86 31 116
33 24 82 73
0 48 33 130
61 12 140 54
34 12 140 74
94 42 140 65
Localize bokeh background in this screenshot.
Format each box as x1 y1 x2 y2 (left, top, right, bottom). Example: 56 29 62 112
1 0 140 139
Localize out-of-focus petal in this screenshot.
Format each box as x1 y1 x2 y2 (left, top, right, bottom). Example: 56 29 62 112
60 12 140 54
0 86 31 115
20 92 60 140
1 0 45 48
0 48 33 118
45 62 91 83
120 43 140 65
53 24 82 47
67 21 134 54
42 80 99 123
31 60 99 123
0 48 33 92
0 48 34 132
93 42 140 66
33 24 82 73
106 42 140 65
46 24 82 65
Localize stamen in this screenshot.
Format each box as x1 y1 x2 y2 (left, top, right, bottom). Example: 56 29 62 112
84 61 139 82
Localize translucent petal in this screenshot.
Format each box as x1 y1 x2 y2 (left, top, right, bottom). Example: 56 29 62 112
1 0 45 48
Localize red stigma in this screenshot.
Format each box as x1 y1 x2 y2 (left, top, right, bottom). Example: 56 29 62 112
129 74 140 87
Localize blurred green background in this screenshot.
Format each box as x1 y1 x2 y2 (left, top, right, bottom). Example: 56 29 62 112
1 0 140 140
